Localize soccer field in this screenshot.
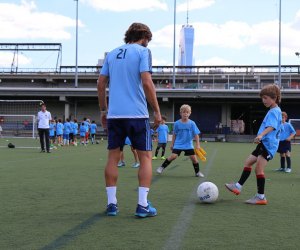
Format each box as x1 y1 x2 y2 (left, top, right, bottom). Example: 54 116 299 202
1 138 300 250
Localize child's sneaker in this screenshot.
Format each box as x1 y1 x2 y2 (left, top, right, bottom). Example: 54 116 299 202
156 166 164 174
161 156 166 160
106 203 118 216
117 161 125 167
245 195 267 205
132 162 140 168
275 168 284 171
285 168 292 173
195 171 204 177
152 156 157 160
135 201 157 218
225 183 241 195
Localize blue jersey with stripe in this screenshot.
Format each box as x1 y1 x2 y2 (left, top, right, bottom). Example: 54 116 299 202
258 106 282 159
100 43 152 119
173 119 200 150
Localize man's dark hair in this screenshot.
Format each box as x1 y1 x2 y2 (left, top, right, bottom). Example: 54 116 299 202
124 23 152 44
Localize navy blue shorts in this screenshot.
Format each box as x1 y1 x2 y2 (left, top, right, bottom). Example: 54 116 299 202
277 140 291 153
107 118 152 151
251 143 271 161
172 148 195 156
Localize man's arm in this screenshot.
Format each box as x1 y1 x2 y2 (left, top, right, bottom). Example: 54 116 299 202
97 75 108 128
141 72 161 129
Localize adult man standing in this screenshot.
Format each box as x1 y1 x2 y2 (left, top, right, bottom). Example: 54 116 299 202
37 103 52 153
97 22 161 218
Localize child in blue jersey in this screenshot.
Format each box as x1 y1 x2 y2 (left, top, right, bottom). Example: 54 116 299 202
69 119 75 144
118 137 140 168
152 116 169 160
72 118 78 146
90 121 97 144
56 119 64 146
156 105 204 177
63 118 71 146
226 84 282 205
49 120 56 147
79 122 87 145
276 112 296 173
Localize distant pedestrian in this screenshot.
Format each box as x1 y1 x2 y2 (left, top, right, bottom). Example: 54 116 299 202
37 103 52 153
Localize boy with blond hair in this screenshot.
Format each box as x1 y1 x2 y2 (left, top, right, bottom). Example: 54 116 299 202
225 84 282 205
156 104 204 177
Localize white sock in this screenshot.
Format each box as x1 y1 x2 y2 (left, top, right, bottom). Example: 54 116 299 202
235 182 242 189
138 187 149 207
106 186 117 205
257 193 265 199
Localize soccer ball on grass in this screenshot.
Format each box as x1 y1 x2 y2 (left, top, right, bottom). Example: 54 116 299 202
197 181 219 203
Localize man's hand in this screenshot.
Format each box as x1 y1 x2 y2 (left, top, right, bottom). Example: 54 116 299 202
100 112 107 129
254 135 262 144
152 112 162 130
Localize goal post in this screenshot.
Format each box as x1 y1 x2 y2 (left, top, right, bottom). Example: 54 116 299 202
0 100 43 138
289 119 300 143
0 115 36 138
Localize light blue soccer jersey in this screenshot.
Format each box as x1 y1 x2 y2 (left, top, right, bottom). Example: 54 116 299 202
173 119 200 150
56 123 64 136
280 122 296 141
80 123 86 137
90 123 97 134
73 122 78 135
69 121 74 133
257 106 282 159
156 124 169 143
100 43 152 118
63 122 71 135
49 123 55 137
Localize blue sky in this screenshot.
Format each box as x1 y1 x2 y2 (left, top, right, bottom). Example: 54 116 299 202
0 0 300 69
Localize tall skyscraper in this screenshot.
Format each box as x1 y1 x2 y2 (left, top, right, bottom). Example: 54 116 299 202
178 24 194 66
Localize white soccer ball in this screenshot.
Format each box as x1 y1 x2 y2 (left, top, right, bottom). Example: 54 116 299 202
197 182 219 203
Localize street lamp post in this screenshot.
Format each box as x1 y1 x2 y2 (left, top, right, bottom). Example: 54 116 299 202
172 0 176 89
75 0 79 88
278 0 282 88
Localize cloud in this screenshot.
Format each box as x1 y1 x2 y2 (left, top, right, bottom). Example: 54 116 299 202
152 17 300 57
177 0 215 12
82 0 168 12
195 57 232 66
0 52 31 67
0 1 82 40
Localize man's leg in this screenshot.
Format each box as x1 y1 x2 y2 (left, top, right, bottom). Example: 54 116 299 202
38 129 45 151
45 129 50 152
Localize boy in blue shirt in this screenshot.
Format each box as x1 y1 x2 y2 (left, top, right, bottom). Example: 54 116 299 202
90 120 97 144
63 118 71 146
156 105 204 177
56 119 64 146
152 116 169 160
225 84 282 205
276 111 296 173
79 122 87 145
49 119 56 148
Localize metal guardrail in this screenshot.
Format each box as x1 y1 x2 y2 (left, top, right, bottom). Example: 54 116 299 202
0 65 300 74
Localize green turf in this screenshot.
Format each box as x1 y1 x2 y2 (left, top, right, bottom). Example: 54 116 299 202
0 139 299 250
